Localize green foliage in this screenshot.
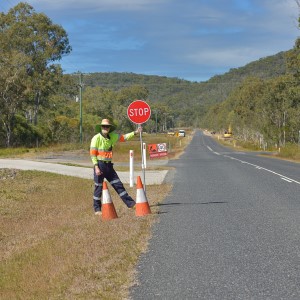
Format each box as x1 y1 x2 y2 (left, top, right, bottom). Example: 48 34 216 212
12 115 43 147
0 2 71 147
202 16 300 150
203 71 300 149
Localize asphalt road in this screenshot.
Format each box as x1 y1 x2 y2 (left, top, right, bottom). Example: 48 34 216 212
130 130 300 300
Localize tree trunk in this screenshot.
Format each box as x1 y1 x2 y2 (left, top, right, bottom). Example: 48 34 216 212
33 91 41 125
3 120 12 148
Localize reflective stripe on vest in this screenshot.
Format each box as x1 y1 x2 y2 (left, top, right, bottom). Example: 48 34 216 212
90 148 113 161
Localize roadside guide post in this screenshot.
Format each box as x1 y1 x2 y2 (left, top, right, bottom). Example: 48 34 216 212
129 150 134 187
143 142 147 169
127 100 151 192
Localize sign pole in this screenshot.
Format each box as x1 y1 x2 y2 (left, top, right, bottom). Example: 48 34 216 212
143 142 147 169
127 100 151 193
139 125 146 193
129 150 134 187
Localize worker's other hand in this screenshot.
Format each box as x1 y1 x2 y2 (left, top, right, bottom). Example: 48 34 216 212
95 165 102 175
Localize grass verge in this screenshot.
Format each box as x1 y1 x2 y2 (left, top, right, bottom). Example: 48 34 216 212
0 132 193 164
0 169 172 299
0 130 193 298
211 134 300 163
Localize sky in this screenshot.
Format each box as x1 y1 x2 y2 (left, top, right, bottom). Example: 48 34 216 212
0 0 299 82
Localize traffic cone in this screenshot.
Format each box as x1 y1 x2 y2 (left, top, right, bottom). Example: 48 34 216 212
101 181 118 221
135 176 151 217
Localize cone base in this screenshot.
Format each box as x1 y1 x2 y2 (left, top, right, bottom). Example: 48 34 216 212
135 202 151 217
102 203 118 221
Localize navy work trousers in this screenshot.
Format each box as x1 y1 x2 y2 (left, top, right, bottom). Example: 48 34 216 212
93 161 135 212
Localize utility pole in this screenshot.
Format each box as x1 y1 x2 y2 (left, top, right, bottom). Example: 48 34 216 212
164 113 167 131
283 111 286 147
79 73 83 143
155 110 158 134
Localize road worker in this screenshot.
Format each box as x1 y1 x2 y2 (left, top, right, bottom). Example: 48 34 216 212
90 118 142 216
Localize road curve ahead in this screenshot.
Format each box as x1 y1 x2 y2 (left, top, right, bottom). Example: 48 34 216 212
130 130 300 300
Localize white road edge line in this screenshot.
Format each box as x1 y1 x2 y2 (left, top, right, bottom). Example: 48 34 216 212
281 177 293 183
230 156 300 185
206 146 300 186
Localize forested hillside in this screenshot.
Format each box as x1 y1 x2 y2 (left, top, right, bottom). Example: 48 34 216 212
75 51 288 134
203 47 300 148
84 51 287 106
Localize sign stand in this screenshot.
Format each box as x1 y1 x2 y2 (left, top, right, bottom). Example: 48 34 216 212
139 126 147 192
127 100 151 192
129 150 134 187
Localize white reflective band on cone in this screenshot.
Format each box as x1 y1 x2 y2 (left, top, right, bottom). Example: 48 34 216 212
136 189 147 203
102 189 112 204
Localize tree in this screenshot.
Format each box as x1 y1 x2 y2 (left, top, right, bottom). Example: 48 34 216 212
0 50 31 146
257 76 295 146
0 2 72 147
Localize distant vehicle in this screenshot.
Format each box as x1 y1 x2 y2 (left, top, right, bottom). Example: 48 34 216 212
178 129 186 137
223 132 232 138
223 124 233 138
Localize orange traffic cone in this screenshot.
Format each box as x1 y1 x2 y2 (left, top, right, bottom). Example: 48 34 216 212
135 176 151 217
101 181 118 221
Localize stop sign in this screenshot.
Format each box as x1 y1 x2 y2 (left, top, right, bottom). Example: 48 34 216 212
127 100 151 124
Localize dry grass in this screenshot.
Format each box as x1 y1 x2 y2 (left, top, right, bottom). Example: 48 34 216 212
0 131 193 299
210 133 300 163
0 169 172 299
1 132 192 164
105 132 193 162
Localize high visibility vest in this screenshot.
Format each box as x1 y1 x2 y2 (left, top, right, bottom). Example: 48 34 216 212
90 131 135 165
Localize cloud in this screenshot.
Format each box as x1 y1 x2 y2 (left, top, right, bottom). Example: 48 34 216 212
2 0 299 81
186 47 271 68
29 0 171 13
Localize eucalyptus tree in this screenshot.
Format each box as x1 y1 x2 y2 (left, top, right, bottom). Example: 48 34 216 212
259 75 300 146
0 50 31 146
229 77 266 141
0 2 71 146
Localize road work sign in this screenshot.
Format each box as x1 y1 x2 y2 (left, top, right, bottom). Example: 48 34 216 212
127 100 151 124
148 143 168 159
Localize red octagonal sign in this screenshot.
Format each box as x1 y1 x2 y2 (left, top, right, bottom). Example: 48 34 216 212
127 100 151 124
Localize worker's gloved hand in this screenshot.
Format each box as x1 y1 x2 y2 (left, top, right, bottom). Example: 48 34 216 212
135 125 143 135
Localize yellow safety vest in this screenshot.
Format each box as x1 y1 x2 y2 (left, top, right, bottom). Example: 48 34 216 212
90 131 135 165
